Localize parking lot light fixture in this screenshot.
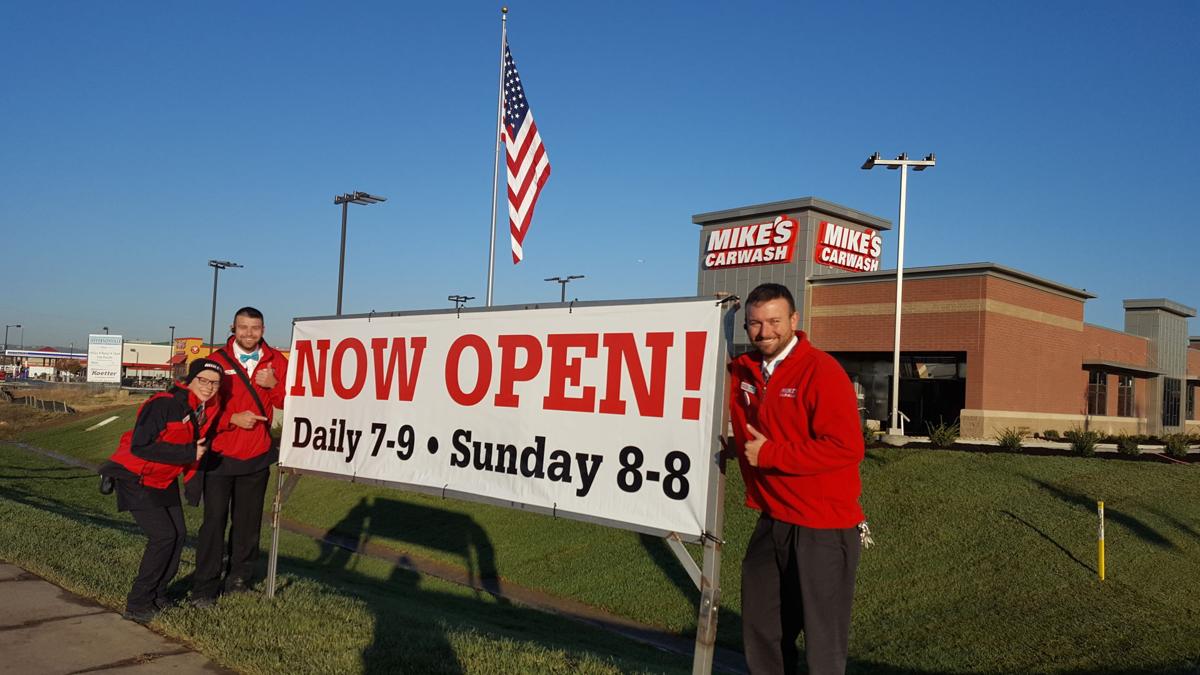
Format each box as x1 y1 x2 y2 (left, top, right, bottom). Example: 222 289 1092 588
207 260 243 346
333 191 387 316
862 152 936 436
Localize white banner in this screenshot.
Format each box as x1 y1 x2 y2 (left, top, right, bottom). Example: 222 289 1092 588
86 334 123 383
281 298 725 538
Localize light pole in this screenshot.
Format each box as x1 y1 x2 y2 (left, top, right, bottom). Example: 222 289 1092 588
208 255 243 343
103 326 109 334
333 191 387 316
544 275 584 303
448 295 474 310
3 324 18 370
208 258 243 345
862 152 936 437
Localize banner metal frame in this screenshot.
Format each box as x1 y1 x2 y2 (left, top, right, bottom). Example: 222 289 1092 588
265 295 736 675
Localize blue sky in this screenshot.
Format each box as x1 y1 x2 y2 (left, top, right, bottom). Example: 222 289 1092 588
3 1 1197 349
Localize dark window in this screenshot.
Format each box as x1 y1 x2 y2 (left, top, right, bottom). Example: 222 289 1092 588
1188 384 1196 420
1087 370 1107 416
1163 378 1181 427
1117 374 1135 417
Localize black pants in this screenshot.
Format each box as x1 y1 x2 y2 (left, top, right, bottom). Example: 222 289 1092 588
741 515 861 675
128 506 186 612
192 468 270 598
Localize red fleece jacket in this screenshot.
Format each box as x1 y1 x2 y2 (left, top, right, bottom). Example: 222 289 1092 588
728 332 865 528
105 385 219 489
209 337 288 461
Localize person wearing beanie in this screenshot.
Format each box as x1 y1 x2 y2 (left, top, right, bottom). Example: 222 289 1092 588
191 306 288 605
98 357 223 623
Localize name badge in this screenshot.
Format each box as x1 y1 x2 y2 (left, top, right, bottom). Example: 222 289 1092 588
224 369 237 375
740 381 757 395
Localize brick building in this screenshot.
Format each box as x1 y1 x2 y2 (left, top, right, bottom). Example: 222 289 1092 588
694 197 1200 439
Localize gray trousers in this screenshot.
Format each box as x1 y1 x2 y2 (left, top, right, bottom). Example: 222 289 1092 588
741 515 861 675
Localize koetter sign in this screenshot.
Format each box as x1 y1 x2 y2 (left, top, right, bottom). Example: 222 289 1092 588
813 220 882 273
702 215 797 270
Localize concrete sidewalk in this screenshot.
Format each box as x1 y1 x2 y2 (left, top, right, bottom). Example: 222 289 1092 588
0 563 230 674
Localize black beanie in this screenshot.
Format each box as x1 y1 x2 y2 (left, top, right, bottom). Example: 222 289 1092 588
185 358 223 384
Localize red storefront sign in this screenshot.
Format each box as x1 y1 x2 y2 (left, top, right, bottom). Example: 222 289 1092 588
702 215 798 270
813 221 882 273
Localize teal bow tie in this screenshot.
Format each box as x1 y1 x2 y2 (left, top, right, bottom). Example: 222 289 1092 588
239 351 260 364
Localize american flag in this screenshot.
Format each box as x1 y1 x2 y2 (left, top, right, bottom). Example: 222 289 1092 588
503 41 550 264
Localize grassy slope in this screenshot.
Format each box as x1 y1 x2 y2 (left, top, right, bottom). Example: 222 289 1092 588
13 407 1200 673
0 441 688 674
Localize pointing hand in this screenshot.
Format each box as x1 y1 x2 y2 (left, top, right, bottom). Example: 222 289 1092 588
231 411 269 430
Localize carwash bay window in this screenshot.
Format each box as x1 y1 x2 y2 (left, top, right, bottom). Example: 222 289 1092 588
1117 374 1135 417
1163 378 1181 428
1087 370 1107 416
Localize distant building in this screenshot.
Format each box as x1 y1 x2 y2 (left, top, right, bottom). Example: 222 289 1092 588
694 197 1199 438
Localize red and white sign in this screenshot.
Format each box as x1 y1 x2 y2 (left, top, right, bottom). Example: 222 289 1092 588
813 221 882 273
702 215 797 270
281 299 725 539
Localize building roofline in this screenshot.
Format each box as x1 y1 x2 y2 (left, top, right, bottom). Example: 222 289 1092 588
1082 359 1162 377
691 197 891 231
807 262 1096 300
1084 323 1151 341
1122 298 1197 318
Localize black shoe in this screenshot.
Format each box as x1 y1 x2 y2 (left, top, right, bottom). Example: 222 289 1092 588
122 606 158 624
188 595 217 609
224 577 251 595
99 475 115 495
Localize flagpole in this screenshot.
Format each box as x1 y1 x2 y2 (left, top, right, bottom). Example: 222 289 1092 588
486 7 508 307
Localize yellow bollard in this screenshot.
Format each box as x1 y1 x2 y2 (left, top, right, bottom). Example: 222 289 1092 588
1098 500 1105 581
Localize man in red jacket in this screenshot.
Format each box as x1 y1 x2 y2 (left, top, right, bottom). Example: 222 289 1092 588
729 283 865 675
191 306 288 605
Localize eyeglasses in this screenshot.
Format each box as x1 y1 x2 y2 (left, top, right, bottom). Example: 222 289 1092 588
193 377 221 388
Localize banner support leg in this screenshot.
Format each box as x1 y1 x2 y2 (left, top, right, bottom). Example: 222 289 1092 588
691 533 722 675
266 468 299 599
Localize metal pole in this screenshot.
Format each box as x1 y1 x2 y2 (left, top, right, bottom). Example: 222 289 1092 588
266 468 286 599
889 164 908 435
559 281 566 303
209 265 220 347
337 200 348 316
485 8 508 307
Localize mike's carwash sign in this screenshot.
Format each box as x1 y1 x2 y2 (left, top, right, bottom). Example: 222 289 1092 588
278 297 729 540
814 220 882 272
702 215 798 269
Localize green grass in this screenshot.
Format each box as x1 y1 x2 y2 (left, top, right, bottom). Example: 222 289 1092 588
12 407 1200 673
0 441 688 674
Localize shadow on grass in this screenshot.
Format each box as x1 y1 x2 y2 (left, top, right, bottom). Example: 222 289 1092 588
0 482 142 536
1143 505 1200 543
1024 477 1176 550
271 499 689 674
1001 510 1094 573
320 497 502 599
0 464 90 473
637 533 747 649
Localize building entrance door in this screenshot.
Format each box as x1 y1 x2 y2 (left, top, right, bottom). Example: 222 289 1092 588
898 377 966 435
